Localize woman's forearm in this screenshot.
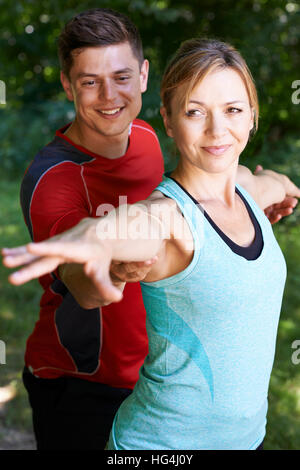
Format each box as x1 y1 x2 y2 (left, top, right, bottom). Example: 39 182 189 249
237 165 300 210
96 204 165 262
254 170 286 209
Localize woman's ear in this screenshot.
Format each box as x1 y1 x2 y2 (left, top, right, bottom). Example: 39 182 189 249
160 106 174 138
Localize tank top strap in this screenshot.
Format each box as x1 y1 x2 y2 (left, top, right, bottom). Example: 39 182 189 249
155 175 205 254
235 183 272 232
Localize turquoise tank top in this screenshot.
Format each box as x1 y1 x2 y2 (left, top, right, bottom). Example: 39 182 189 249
108 176 287 450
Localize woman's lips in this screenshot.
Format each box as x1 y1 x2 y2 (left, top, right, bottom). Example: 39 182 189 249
202 145 232 156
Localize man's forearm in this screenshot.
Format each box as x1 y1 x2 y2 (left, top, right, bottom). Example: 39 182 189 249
59 263 125 309
57 206 164 308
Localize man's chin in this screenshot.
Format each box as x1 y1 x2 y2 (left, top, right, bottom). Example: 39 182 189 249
93 125 131 139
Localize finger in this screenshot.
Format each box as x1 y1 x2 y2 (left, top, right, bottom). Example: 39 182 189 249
2 246 29 256
144 256 158 265
123 257 158 272
272 197 298 210
287 182 300 199
270 214 282 225
26 241 96 264
126 271 148 281
2 251 39 268
91 273 123 303
254 164 263 174
285 196 298 207
85 261 123 303
8 256 62 285
272 208 293 218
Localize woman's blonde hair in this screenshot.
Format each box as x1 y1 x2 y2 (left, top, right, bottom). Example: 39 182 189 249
161 38 259 132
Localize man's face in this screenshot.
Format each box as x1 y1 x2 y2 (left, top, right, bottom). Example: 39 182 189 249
61 42 149 139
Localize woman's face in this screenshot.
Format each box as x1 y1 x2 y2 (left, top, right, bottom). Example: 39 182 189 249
162 67 254 175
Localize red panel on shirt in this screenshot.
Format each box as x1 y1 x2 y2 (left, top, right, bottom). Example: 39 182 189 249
21 119 164 388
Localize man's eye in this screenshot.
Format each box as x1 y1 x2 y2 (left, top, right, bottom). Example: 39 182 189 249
117 76 130 82
82 80 95 86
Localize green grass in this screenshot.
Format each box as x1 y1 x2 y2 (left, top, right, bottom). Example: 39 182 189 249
0 178 41 429
0 141 300 447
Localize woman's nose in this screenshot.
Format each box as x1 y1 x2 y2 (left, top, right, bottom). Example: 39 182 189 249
205 113 227 138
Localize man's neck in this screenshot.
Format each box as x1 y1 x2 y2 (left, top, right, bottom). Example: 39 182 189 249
64 121 130 159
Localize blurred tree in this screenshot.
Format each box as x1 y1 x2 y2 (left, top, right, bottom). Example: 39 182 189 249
0 0 299 176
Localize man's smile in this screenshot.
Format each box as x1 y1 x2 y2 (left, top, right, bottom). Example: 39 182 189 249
98 107 123 115
95 106 125 119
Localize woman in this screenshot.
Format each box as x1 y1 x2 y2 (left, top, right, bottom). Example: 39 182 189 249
3 39 300 449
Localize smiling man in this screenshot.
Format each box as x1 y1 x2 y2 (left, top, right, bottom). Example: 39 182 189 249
60 42 148 156
18 8 297 451
20 8 164 451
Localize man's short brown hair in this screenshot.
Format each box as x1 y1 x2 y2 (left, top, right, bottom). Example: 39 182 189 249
58 8 144 77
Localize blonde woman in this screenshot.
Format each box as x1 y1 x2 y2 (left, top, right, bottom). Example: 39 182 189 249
3 38 300 449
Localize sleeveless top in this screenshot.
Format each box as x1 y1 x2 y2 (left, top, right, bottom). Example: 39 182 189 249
108 175 287 450
167 174 263 260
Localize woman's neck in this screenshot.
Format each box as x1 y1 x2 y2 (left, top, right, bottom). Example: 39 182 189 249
170 160 239 208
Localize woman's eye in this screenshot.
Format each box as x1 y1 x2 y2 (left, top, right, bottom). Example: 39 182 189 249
186 109 204 117
227 107 242 114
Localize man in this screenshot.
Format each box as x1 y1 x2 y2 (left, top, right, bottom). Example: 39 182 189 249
19 8 163 450
12 8 298 450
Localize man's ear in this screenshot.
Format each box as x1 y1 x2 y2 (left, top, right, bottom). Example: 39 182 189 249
60 71 74 102
140 59 149 93
160 106 173 138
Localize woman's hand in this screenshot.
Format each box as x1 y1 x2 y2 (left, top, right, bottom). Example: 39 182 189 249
2 213 161 305
2 218 124 304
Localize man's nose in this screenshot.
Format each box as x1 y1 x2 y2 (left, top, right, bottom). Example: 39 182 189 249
99 80 117 101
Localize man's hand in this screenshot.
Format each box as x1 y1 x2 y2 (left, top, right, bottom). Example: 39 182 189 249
255 165 299 224
110 258 158 284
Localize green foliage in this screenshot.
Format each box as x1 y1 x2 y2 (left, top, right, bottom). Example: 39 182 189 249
0 0 299 448
0 0 299 174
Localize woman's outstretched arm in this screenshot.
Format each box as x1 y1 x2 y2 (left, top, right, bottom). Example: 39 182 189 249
2 199 168 304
